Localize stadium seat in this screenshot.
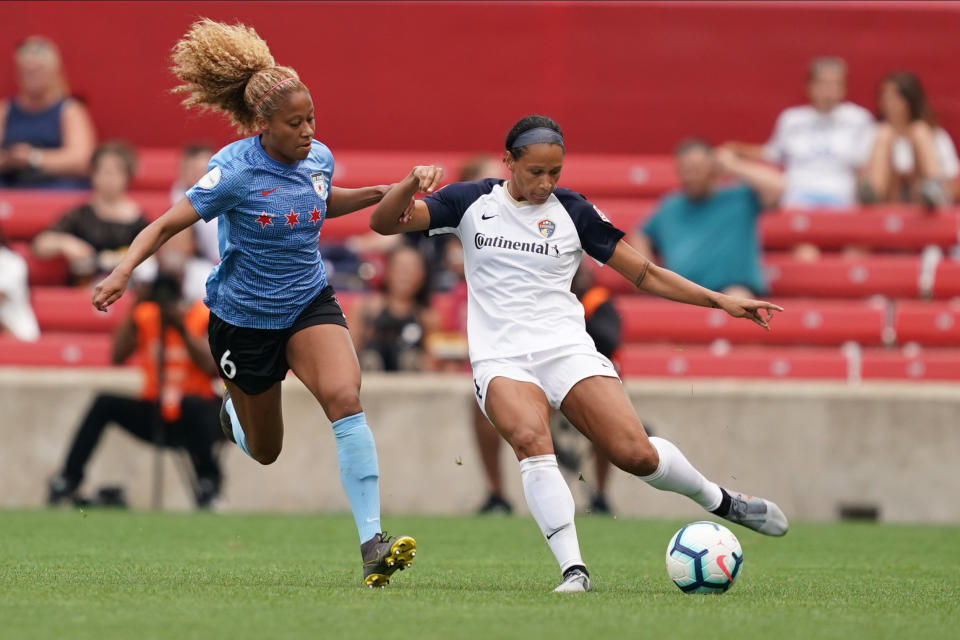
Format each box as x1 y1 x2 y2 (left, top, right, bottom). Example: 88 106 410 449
761 206 960 251
10 241 70 286
616 297 888 346
860 347 960 381
0 190 172 241
892 300 960 347
131 147 181 191
31 287 134 333
932 259 960 298
0 332 115 366
765 254 923 298
617 344 848 379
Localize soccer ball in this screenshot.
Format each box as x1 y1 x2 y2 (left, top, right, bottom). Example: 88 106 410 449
665 521 743 594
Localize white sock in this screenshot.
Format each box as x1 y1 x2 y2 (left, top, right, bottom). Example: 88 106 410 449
519 454 583 574
639 437 723 511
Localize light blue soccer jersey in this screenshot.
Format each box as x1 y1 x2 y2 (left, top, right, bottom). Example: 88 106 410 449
186 135 333 329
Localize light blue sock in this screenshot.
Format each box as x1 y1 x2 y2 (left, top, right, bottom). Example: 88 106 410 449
225 397 251 458
331 412 382 543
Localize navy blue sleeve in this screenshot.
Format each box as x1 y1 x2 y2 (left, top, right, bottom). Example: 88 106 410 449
423 179 499 233
554 188 625 263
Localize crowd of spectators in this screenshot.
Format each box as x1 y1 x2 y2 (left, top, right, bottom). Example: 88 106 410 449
2 35 957 510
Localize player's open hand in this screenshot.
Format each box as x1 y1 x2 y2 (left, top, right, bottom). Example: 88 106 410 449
716 295 783 331
411 165 444 194
92 269 129 312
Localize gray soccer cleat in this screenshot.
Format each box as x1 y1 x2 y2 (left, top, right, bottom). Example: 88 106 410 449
721 490 789 536
361 532 417 588
553 567 593 593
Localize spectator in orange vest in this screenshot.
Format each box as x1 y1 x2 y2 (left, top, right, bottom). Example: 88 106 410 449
48 273 224 508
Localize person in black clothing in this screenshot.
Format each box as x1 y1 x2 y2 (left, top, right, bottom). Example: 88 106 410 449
48 274 224 508
32 141 148 285
349 245 436 371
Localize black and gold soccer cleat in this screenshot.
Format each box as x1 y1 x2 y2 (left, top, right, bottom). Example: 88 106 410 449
361 532 417 588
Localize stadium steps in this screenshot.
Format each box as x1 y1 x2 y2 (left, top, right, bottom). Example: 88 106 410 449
617 343 960 381
31 287 134 333
615 297 889 346
0 332 115 366
131 148 681 197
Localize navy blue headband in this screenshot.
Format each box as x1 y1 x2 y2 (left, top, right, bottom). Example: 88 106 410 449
510 127 564 150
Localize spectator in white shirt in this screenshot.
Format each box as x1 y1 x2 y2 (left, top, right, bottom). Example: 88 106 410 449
162 143 217 301
0 225 40 341
861 71 959 209
726 57 874 209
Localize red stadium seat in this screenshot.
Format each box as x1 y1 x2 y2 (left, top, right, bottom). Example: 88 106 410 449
10 242 70 286
560 154 678 198
329 151 678 198
31 287 134 333
616 297 888 346
0 190 173 241
932 259 960 298
761 206 960 251
892 300 960 347
0 332 114 366
765 254 922 298
131 147 181 191
618 344 848 379
860 347 960 381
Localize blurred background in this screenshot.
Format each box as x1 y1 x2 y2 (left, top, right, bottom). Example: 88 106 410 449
1 1 958 522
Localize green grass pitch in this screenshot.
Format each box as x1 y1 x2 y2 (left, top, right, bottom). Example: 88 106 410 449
1 510 957 639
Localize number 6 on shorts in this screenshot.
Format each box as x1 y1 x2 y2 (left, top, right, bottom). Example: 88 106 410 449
220 349 237 379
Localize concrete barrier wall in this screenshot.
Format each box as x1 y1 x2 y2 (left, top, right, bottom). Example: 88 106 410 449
1 368 958 522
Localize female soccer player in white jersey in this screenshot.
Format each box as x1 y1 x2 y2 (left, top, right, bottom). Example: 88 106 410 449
91 19 443 588
370 115 789 593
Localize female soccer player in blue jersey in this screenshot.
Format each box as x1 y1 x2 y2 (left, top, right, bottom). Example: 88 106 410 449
91 19 443 588
370 115 789 593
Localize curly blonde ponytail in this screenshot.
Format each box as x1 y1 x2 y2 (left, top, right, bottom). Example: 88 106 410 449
171 18 308 134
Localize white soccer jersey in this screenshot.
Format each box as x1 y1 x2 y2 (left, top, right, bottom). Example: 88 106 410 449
424 179 624 363
764 102 875 208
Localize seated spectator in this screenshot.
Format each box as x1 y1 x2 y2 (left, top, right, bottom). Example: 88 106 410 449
47 272 224 509
32 141 149 286
861 71 959 208
726 56 874 209
163 143 217 301
630 139 782 298
349 245 437 371
0 225 39 341
0 36 96 189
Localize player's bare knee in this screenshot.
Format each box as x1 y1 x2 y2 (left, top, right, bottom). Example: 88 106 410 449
509 427 553 459
613 440 659 476
320 386 363 422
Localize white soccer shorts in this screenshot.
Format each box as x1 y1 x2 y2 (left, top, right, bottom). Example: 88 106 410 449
471 344 620 417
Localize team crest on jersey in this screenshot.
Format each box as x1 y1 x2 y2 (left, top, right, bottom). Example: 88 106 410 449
593 205 611 223
196 166 221 189
537 219 556 238
310 172 329 201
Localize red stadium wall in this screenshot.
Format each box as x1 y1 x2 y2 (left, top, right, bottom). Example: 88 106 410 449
2 1 959 153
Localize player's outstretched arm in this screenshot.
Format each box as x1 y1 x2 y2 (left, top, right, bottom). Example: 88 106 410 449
369 166 443 235
606 240 783 331
91 197 201 312
326 186 390 219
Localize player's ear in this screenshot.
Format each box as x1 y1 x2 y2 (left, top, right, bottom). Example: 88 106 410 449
502 150 514 173
254 113 269 133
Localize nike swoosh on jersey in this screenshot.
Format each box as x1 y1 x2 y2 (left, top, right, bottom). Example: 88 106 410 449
261 187 278 196
481 213 498 220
